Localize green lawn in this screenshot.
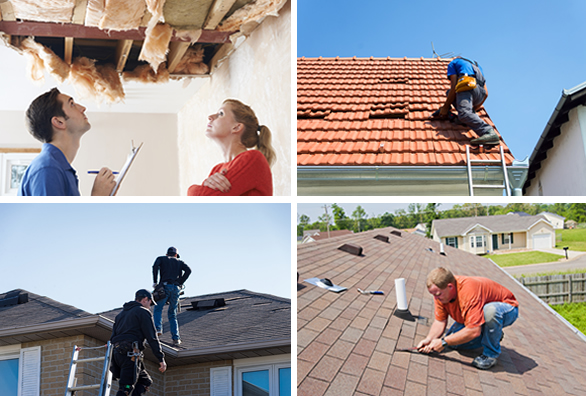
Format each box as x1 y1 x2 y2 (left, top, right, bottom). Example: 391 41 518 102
518 268 586 278
485 251 564 267
557 229 586 251
550 302 586 334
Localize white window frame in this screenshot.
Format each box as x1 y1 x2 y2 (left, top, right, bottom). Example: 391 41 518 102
503 233 511 244
446 237 457 248
233 355 291 396
476 235 483 248
0 344 41 396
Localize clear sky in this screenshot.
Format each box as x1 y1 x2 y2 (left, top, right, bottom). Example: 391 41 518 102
0 203 291 313
297 0 586 162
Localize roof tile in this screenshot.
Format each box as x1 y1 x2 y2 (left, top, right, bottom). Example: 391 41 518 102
298 57 516 166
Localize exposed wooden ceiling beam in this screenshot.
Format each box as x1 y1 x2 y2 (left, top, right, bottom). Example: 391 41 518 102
204 0 239 30
0 21 234 43
167 41 190 73
64 37 73 64
115 39 134 72
71 0 88 25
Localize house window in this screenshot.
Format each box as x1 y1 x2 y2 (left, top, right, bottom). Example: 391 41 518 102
0 345 40 396
445 237 458 248
502 233 514 244
476 236 484 248
470 236 474 248
234 356 291 396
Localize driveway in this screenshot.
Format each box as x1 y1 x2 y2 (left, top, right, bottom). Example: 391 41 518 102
504 249 586 277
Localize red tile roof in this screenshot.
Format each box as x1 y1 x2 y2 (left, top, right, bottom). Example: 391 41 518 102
297 227 586 395
297 57 515 167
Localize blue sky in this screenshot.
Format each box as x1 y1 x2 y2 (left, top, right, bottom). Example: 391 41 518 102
297 0 586 161
0 204 291 313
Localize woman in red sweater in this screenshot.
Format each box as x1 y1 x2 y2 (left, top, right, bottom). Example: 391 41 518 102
187 99 276 196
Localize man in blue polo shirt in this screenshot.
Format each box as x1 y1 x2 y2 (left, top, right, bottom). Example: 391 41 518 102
439 57 499 145
18 88 116 196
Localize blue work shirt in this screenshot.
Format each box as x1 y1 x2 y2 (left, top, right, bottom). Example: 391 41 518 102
18 143 80 196
447 58 484 78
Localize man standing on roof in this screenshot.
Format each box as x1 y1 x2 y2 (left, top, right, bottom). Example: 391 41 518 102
416 267 519 370
18 88 116 196
439 57 500 146
110 289 166 396
152 247 192 346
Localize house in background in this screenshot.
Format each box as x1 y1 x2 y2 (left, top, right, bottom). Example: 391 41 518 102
431 213 555 255
566 220 578 229
524 81 586 195
0 289 290 396
539 211 566 229
297 226 586 395
297 57 528 196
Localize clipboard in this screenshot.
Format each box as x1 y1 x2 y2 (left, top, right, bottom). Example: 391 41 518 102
111 141 143 196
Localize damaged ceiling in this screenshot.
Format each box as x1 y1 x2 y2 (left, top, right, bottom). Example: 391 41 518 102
0 0 287 106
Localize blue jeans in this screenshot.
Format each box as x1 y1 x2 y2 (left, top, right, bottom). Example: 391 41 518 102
446 302 518 358
153 284 181 340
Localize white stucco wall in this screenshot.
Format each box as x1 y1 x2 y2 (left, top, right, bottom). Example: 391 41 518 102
0 110 179 196
177 0 291 196
526 106 586 195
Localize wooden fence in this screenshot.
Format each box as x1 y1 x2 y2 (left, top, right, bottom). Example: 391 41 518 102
519 273 586 305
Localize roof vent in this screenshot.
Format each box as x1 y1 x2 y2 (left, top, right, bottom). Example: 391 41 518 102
0 291 28 308
187 298 226 311
391 230 402 237
338 243 363 256
440 243 447 256
374 235 389 243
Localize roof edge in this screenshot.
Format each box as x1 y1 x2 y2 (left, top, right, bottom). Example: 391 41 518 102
172 338 291 359
297 56 451 62
0 315 113 337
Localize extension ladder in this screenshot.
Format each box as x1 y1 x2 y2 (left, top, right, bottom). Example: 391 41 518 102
65 342 113 396
466 145 511 196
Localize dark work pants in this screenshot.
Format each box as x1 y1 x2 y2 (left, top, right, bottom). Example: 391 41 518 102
110 348 152 395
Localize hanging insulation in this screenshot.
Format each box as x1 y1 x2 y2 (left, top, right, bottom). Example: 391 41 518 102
85 0 106 27
139 23 173 71
218 0 288 32
20 38 70 84
10 0 75 24
122 64 170 83
70 57 124 103
99 0 146 31
174 45 208 75
145 0 167 27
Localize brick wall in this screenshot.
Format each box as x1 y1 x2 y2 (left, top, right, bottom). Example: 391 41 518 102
165 360 232 396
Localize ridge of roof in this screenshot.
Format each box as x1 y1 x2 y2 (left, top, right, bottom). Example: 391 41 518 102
298 56 452 62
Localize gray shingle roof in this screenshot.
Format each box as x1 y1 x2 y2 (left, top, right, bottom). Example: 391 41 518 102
297 226 586 395
100 289 291 351
432 214 550 238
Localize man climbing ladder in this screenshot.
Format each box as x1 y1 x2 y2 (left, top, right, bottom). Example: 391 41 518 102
439 56 500 146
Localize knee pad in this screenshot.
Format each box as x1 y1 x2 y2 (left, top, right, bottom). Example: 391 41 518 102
483 304 497 323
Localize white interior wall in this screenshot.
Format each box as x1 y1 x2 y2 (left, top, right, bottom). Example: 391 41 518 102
177 0 291 196
0 110 179 196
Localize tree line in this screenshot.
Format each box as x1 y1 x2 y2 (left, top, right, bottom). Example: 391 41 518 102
297 203 586 237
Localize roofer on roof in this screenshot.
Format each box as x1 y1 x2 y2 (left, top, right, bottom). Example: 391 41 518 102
152 246 192 346
18 88 116 196
416 267 519 370
439 57 500 146
110 289 166 396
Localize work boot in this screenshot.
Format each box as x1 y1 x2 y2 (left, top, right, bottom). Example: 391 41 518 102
470 129 500 145
472 354 498 370
172 339 182 346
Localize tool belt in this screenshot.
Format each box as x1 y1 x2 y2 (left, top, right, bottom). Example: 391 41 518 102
455 74 476 93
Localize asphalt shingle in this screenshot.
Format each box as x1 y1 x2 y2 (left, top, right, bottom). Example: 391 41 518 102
297 227 586 396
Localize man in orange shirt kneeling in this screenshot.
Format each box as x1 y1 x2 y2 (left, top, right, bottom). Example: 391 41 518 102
416 267 519 370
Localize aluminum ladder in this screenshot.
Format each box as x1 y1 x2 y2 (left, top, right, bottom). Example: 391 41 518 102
65 342 113 396
466 145 511 196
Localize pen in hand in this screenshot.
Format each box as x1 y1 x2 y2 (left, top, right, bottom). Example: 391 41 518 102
88 170 119 174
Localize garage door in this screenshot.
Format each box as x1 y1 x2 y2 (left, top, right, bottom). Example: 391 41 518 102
533 233 552 249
